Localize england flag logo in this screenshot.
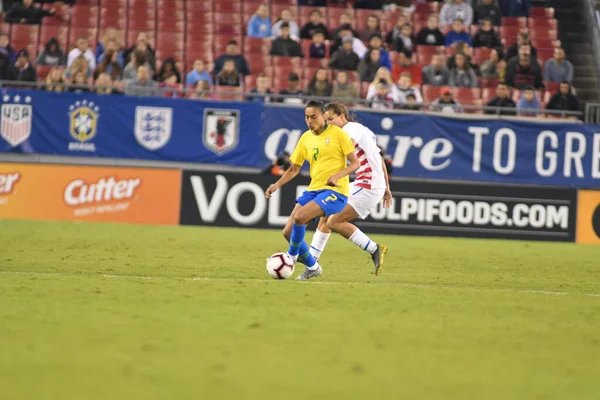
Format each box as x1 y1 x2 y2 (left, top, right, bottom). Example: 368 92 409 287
134 106 173 151
1 94 32 147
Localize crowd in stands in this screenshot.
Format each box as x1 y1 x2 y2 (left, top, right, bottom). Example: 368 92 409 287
0 0 582 117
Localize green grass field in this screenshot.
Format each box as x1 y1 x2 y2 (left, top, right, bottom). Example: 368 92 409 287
1 219 600 400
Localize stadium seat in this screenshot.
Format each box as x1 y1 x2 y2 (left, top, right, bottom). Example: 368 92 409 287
537 49 555 65
100 8 126 29
531 38 560 50
70 5 99 27
214 2 242 13
416 46 442 66
272 56 302 68
452 87 482 107
40 24 69 51
10 25 40 45
501 17 527 28
499 26 521 40
544 81 560 94
214 86 244 101
243 37 271 55
414 1 438 13
272 0 298 5
527 18 558 30
479 78 499 89
422 85 441 103
481 88 494 105
530 7 555 18
36 65 53 80
186 0 212 11
529 28 558 41
473 47 493 65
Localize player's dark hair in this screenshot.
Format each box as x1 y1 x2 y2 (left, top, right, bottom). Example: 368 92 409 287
325 102 356 122
305 100 325 114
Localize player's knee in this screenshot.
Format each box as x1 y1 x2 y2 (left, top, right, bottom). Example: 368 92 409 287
292 213 306 225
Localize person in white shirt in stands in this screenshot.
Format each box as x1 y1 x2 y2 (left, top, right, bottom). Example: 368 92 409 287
67 37 97 71
271 8 300 40
308 102 393 276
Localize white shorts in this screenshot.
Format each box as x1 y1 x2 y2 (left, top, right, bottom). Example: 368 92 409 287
347 184 386 220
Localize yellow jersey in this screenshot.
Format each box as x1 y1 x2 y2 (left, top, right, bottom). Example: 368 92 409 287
290 123 354 196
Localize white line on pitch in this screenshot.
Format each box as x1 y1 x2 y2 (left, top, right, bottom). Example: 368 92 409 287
2 270 600 298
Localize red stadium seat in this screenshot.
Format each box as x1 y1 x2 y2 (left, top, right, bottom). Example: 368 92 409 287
422 85 442 103
544 81 560 93
527 18 558 30
272 0 297 5
501 17 527 28
452 87 481 106
272 56 302 68
531 38 560 50
481 88 494 104
537 49 554 65
479 78 499 89
186 0 213 11
214 86 244 101
100 8 126 29
214 2 242 13
70 5 99 27
498 26 521 40
529 28 557 41
247 56 272 75
243 37 271 55
40 24 69 51
416 46 442 65
473 47 493 65
10 25 39 45
36 65 53 80
530 7 555 18
414 1 438 13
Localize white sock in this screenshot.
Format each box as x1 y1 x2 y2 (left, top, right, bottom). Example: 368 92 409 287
309 230 331 260
287 252 298 262
307 260 320 271
349 229 378 254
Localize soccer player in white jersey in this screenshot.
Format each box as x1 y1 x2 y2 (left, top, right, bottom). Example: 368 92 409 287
308 102 393 275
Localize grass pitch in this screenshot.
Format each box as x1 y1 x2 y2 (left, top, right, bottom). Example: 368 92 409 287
1 219 600 400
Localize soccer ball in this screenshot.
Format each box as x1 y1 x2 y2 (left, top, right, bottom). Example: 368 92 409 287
266 252 295 279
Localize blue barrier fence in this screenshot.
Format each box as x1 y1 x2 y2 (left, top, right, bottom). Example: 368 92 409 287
2 89 600 188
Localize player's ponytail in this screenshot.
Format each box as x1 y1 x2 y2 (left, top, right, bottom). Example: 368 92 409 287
325 102 356 122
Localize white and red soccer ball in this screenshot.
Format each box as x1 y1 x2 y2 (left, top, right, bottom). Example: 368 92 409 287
266 252 295 279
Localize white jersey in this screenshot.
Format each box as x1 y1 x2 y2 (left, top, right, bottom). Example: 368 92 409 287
342 121 387 190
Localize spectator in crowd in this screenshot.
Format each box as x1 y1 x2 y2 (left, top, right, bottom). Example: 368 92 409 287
445 19 472 47
298 0 327 6
331 70 360 101
388 23 415 54
272 8 300 39
367 80 401 110
94 47 121 82
330 24 367 58
310 31 327 58
392 50 422 84
485 81 516 115
0 33 15 79
472 18 502 49
507 43 539 69
367 67 402 98
186 59 213 86
125 65 158 97
397 72 423 103
546 81 580 114
422 53 450 86
262 151 291 176
480 48 506 79
505 44 543 89
544 47 574 84
447 41 477 70
517 86 542 116
159 72 181 98
440 0 473 26
36 37 65 67
190 80 214 100
65 55 92 82
368 34 392 70
500 0 531 18
270 22 303 57
329 36 360 71
5 0 55 24
474 0 503 26
383 0 416 13
307 68 332 97
505 31 537 62
359 15 381 43
213 41 250 76
449 52 477 87
122 50 152 81
41 67 66 92
247 4 272 38
97 39 124 68
333 14 360 40
300 9 329 40
95 28 119 61
247 73 273 103
278 72 305 105
215 59 242 87
385 15 411 47
358 48 382 82
124 32 155 67
95 72 114 95
156 58 181 83
67 37 97 71
415 14 445 46
430 86 463 113
403 93 422 110
69 71 91 93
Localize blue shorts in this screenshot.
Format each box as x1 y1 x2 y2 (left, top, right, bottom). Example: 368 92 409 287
296 190 348 217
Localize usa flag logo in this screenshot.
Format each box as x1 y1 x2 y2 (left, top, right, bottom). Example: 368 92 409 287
1 94 32 147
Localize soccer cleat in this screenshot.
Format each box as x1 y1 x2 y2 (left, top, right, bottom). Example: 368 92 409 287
296 264 323 280
371 244 388 276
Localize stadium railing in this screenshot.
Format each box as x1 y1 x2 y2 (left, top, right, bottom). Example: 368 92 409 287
0 80 584 120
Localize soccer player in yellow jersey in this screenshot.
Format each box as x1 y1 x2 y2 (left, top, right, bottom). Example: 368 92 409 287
265 101 359 280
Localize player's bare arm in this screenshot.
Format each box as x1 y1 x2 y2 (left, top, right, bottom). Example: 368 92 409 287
381 156 392 209
265 162 301 198
327 151 359 187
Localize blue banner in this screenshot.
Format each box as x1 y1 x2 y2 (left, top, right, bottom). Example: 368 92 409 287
2 89 600 188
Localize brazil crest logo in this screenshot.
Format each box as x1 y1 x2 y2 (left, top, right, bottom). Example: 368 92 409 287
68 100 99 152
